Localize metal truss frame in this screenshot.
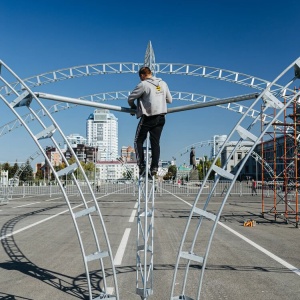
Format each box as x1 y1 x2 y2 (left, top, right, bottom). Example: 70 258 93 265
170 58 300 299
0 60 119 300
136 135 155 299
1 40 299 300
0 61 292 97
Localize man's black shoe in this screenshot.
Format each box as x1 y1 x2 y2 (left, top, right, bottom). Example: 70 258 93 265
150 167 158 176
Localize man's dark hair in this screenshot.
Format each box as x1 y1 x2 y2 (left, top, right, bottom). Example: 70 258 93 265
139 66 152 76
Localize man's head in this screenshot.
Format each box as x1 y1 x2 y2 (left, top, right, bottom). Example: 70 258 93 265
139 66 152 81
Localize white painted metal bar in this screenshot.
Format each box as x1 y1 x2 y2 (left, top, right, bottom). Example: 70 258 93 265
167 93 259 114
36 91 258 115
170 56 300 300
136 133 155 300
56 163 78 177
74 206 97 218
36 92 135 113
0 60 119 300
236 125 258 142
263 90 284 109
10 90 31 107
35 124 56 140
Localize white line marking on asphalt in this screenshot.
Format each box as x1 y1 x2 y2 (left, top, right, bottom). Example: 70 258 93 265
218 222 300 276
45 196 64 202
114 228 131 266
13 202 40 208
129 210 136 222
0 194 110 241
134 201 138 209
166 190 300 276
0 209 68 241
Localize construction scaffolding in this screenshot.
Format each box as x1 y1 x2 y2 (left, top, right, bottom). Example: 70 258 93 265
260 87 299 227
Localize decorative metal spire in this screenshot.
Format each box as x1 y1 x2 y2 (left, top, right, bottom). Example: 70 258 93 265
144 41 156 75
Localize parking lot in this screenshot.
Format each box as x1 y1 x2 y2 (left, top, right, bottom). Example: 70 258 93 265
0 186 299 299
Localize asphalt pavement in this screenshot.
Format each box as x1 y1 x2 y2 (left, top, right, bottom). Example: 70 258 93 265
0 190 299 300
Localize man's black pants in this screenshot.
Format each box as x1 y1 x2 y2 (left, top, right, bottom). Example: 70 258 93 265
134 114 165 169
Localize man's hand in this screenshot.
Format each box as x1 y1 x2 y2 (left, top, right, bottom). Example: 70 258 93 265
130 104 137 116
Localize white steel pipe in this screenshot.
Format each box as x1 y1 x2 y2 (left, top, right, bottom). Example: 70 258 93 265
36 92 258 114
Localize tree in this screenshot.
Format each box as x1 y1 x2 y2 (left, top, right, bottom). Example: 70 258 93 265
10 162 19 178
19 160 34 182
197 157 222 180
168 165 177 179
2 162 10 173
35 169 44 180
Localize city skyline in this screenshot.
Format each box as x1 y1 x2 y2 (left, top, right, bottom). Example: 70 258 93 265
0 0 299 167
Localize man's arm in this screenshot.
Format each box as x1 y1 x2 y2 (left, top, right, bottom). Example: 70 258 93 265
165 83 172 104
128 82 144 108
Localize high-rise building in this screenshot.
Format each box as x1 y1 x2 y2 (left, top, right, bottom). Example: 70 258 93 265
86 109 118 161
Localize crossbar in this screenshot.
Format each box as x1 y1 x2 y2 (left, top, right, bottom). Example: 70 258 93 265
36 92 258 114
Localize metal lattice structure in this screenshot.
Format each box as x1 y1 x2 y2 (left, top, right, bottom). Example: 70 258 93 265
1 41 299 299
136 135 156 299
260 88 300 226
170 58 300 299
0 61 119 300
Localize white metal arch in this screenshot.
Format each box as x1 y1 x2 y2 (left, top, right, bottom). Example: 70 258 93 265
1 40 298 300
0 60 119 300
170 58 300 299
0 62 294 99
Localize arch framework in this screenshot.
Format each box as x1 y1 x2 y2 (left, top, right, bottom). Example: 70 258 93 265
0 60 119 300
0 40 299 299
170 58 300 299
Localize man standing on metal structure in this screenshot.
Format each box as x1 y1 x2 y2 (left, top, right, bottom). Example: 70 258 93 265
128 66 172 176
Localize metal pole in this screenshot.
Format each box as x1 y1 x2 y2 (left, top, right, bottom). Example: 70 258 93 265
36 92 258 115
256 158 258 182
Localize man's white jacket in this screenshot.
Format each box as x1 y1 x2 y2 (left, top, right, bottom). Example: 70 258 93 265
128 76 172 118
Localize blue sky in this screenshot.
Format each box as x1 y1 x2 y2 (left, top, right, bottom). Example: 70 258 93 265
0 0 299 167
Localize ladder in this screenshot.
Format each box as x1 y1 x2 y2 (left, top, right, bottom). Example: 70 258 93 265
136 134 155 299
170 58 300 299
0 60 119 300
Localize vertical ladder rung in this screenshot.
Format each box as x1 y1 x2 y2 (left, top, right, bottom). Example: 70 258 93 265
74 206 97 218
263 90 284 109
86 250 109 262
212 165 234 180
35 124 56 140
56 163 78 177
10 90 32 107
180 251 204 263
236 125 257 142
193 207 216 221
